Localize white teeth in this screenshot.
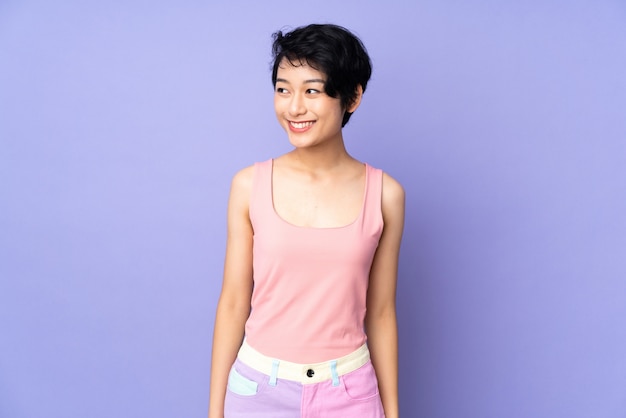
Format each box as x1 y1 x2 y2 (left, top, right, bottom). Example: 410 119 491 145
290 121 313 129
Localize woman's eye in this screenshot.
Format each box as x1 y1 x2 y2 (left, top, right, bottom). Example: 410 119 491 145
306 89 321 94
276 87 288 94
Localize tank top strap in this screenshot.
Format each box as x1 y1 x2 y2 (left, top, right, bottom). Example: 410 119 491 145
250 159 273 227
360 163 384 231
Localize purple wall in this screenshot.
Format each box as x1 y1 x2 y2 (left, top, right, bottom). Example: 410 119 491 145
1 1 625 417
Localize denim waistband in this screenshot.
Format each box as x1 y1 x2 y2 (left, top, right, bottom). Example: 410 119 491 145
237 341 370 385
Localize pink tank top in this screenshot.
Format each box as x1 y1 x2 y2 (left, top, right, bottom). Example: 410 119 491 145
244 159 384 363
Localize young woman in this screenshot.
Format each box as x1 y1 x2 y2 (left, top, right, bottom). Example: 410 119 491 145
209 24 405 418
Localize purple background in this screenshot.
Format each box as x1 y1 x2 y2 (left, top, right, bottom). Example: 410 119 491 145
1 1 625 417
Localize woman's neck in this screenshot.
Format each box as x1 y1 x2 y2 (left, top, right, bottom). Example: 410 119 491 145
284 138 355 173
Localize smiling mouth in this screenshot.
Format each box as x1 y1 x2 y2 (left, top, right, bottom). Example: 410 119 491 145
289 121 315 129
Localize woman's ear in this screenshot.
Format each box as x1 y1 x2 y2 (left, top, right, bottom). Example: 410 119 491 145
347 85 364 113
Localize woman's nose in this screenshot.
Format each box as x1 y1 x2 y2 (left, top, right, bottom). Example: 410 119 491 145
288 94 306 116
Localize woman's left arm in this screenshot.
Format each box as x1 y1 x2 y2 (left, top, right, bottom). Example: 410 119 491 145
366 172 405 418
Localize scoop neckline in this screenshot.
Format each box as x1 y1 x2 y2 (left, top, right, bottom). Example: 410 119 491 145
269 159 369 230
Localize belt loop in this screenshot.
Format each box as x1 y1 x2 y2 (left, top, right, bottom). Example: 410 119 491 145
330 360 339 387
269 359 280 386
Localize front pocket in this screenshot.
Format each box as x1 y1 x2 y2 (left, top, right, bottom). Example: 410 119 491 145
342 362 380 401
227 367 259 396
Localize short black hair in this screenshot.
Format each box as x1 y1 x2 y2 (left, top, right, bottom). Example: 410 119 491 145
271 24 372 127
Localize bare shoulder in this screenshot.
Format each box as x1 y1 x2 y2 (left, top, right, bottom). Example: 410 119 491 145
228 164 256 215
231 165 255 191
381 172 405 210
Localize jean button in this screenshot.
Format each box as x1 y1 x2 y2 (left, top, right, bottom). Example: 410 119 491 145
306 369 314 378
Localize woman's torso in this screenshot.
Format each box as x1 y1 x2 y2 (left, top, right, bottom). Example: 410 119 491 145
244 159 384 363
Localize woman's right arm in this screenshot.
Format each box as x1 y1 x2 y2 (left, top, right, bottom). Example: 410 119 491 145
208 167 255 418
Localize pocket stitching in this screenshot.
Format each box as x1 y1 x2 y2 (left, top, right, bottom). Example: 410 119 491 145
341 363 381 402
227 367 259 397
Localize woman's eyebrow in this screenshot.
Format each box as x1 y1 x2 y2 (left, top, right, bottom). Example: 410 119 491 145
275 78 325 84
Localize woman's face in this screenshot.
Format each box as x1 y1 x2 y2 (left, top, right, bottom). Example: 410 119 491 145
274 58 347 150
